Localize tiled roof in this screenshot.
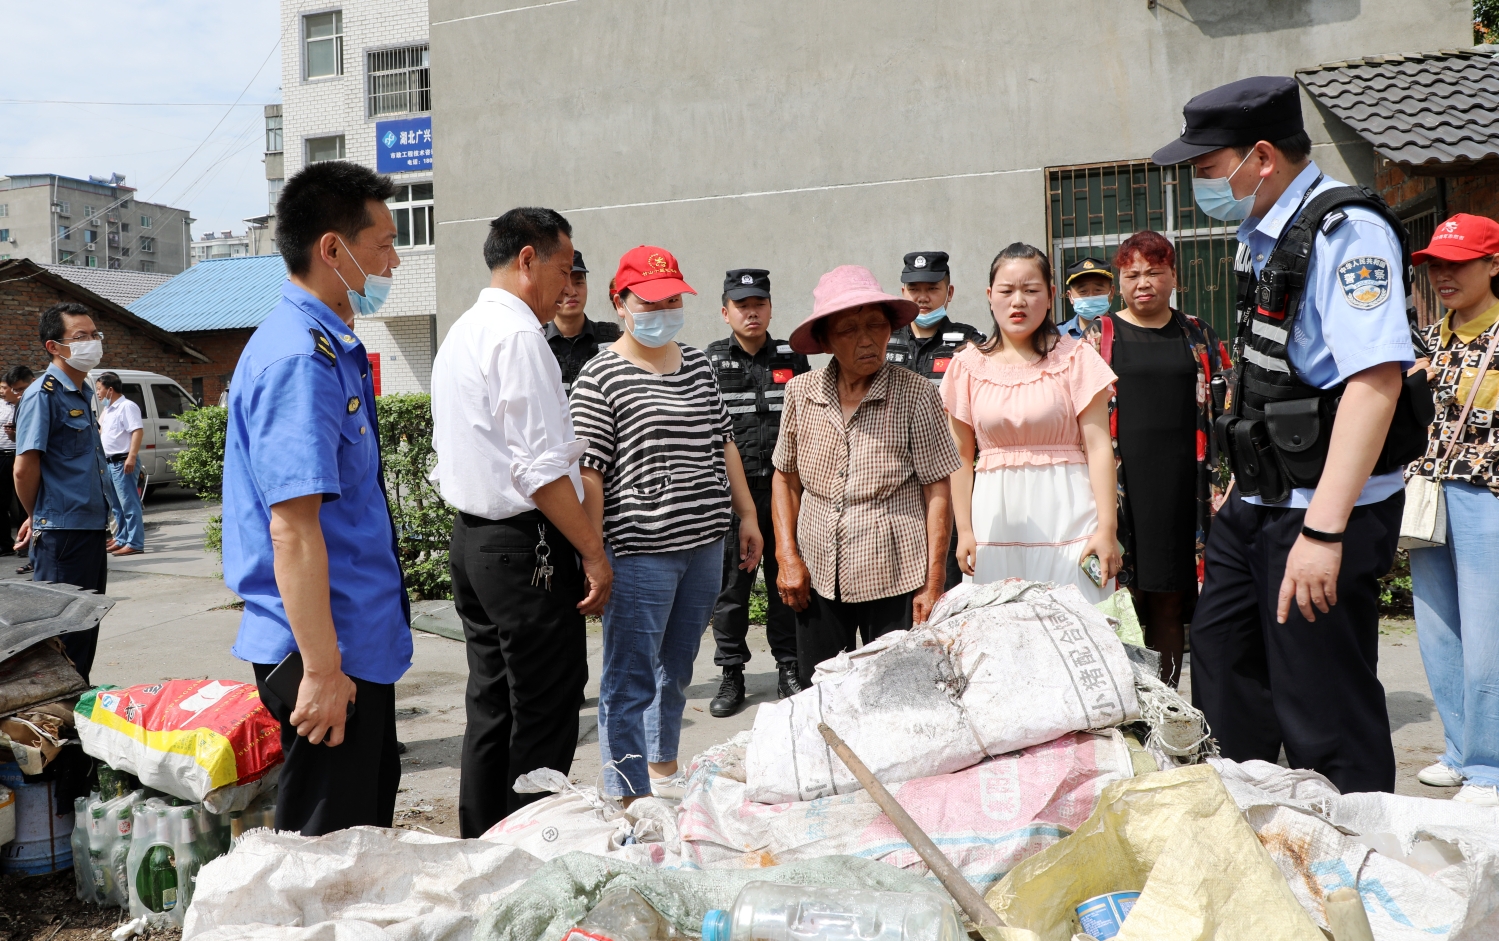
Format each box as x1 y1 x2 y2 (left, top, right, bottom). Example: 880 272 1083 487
128 255 287 332
42 265 175 307
1297 48 1499 171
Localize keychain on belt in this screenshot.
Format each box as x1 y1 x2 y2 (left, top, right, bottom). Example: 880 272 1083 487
531 523 553 590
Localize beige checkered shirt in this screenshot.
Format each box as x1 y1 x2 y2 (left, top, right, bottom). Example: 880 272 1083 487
773 362 962 604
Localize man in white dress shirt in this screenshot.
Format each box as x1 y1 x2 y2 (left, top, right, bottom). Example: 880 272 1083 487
430 207 613 838
95 371 146 555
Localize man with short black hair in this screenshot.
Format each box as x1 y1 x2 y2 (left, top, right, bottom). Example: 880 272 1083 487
431 206 612 837
95 371 145 556
0 365 35 555
221 160 411 835
14 303 111 681
545 250 620 394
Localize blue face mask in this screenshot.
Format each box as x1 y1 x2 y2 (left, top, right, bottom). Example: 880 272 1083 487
624 304 686 348
1192 151 1263 222
1070 295 1111 318
335 237 393 316
914 306 948 328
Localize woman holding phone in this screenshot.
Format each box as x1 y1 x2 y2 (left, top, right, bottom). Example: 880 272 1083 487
943 242 1121 601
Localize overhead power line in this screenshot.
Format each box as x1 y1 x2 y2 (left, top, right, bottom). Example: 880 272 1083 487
0 99 267 107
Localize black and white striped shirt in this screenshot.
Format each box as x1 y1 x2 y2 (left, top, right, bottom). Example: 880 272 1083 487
570 346 735 555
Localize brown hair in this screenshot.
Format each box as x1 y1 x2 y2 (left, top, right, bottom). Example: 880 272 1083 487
979 243 1059 359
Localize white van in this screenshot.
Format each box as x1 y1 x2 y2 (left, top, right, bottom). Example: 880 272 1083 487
86 368 197 487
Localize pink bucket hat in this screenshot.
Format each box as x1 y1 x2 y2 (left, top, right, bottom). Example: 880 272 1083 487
788 265 918 354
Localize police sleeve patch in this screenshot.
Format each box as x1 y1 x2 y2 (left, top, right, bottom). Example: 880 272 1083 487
1336 256 1391 310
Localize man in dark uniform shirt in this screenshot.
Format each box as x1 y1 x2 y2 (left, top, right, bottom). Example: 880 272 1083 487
544 250 620 393
705 269 811 717
887 251 983 590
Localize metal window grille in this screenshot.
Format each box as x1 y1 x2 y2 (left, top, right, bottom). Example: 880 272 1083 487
368 45 430 117
1047 160 1241 341
1399 208 1441 329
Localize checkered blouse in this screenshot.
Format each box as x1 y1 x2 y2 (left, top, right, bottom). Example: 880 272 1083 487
773 361 962 603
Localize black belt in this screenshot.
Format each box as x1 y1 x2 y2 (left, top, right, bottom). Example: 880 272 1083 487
746 475 774 491
106 453 129 464
459 508 545 527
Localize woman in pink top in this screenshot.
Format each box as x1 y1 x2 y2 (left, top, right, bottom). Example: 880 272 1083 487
941 243 1121 602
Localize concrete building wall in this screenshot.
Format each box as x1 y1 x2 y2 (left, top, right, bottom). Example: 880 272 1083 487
281 0 436 391
429 0 1473 349
0 176 192 274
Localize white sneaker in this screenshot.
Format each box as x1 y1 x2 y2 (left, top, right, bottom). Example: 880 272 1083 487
1418 763 1464 788
648 774 688 800
1453 784 1499 807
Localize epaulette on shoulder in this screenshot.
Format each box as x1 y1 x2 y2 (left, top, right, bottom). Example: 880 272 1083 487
309 328 337 366
40 375 57 393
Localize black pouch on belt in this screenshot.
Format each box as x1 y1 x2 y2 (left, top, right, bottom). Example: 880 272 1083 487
1265 395 1338 489
1224 416 1290 503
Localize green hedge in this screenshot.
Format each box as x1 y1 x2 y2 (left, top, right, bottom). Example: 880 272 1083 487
170 394 455 600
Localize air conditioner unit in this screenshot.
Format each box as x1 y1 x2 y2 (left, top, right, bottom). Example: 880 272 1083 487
85 243 95 251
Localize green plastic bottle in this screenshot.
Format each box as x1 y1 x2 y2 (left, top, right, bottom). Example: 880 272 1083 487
134 810 179 915
171 806 203 924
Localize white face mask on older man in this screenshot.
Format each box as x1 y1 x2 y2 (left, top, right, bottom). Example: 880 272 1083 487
61 338 103 372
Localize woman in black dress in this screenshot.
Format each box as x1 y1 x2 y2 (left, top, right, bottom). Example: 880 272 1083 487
1091 231 1230 686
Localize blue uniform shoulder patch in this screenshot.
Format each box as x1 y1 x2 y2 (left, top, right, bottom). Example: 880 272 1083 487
309 328 337 365
1336 256 1391 310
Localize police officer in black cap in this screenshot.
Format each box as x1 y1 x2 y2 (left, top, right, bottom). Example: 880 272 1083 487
705 269 810 716
544 250 620 395
1155 76 1425 795
887 251 982 590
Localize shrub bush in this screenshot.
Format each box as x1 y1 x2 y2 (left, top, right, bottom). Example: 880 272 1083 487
170 406 228 555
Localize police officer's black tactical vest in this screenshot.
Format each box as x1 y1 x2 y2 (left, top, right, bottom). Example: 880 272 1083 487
1216 185 1434 503
707 336 808 482
886 320 984 384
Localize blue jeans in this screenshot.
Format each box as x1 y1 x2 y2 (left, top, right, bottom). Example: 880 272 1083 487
597 538 723 797
1410 480 1499 787
104 461 145 550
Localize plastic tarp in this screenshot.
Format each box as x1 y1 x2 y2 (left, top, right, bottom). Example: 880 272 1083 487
679 730 1134 895
1212 757 1499 940
984 764 1325 941
745 581 1140 804
183 827 543 941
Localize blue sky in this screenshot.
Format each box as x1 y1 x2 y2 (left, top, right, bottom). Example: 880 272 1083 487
0 2 282 238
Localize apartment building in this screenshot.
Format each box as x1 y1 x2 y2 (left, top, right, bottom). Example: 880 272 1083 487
0 174 193 275
277 0 435 394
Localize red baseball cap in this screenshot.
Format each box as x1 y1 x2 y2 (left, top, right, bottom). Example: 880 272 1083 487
612 245 697 303
1413 213 1499 265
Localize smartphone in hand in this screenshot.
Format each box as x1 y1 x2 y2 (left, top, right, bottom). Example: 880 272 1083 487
263 651 356 721
1080 553 1105 588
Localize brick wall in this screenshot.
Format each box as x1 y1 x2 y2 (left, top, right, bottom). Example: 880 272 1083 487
0 275 213 388
176 329 255 404
1376 159 1499 221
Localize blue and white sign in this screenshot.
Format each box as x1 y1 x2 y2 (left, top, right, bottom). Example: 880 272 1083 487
376 115 433 173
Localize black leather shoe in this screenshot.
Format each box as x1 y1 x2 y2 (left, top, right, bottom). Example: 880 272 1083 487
777 662 806 699
709 666 746 718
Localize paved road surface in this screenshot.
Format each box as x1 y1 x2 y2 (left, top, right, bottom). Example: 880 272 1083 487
58 487 1454 837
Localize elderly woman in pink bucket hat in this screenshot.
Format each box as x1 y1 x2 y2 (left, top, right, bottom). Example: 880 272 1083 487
771 265 963 685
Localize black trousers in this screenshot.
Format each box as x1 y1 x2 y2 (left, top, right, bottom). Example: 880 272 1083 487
252 663 399 836
710 486 797 668
450 510 588 838
796 588 913 686
1190 489 1402 794
34 528 107 684
0 451 15 546
943 521 963 592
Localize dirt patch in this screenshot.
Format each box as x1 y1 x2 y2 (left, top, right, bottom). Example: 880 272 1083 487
0 869 181 941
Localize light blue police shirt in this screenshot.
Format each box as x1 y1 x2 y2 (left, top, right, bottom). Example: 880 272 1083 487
14 364 109 530
222 281 412 685
1059 314 1095 339
1236 162 1414 508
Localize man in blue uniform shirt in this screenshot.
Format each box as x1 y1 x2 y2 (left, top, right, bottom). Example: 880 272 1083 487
1153 76 1413 793
222 160 412 835
14 302 111 682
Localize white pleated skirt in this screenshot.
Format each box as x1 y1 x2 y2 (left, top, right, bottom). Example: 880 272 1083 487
970 462 1114 604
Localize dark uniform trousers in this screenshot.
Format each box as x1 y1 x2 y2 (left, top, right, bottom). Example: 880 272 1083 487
0 450 16 544
1190 489 1402 794
34 528 108 683
711 483 797 668
796 589 914 687
450 509 588 838
252 663 399 836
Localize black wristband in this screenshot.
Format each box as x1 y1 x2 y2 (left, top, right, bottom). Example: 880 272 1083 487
1301 525 1344 544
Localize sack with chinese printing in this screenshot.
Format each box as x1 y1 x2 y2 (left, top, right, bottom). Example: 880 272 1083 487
75 680 282 804
744 580 1140 804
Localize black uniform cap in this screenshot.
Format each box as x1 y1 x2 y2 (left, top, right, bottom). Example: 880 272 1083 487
1065 257 1114 285
1151 76 1304 166
901 251 950 284
572 250 588 273
724 268 771 301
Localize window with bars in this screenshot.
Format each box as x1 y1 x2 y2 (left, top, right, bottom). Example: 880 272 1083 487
368 45 430 116
1046 160 1241 341
304 11 343 79
388 182 434 247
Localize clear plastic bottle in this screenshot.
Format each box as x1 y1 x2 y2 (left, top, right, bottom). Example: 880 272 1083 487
700 883 965 941
88 803 114 903
135 808 179 919
71 797 94 902
578 887 674 941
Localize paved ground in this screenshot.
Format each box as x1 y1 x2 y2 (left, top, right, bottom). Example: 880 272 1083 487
61 487 1455 840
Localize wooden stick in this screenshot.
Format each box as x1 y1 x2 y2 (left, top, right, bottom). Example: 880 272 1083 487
818 722 1004 928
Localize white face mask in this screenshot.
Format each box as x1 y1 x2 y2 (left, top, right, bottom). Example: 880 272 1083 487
61 338 103 372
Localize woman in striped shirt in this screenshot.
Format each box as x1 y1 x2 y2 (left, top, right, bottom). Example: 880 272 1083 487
571 245 763 803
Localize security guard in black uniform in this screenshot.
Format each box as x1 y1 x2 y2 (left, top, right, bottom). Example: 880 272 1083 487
888 251 983 590
706 269 811 717
1154 77 1431 795
544 250 620 394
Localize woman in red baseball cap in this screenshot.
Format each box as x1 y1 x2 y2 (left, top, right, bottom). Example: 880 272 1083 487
567 245 764 804
1405 212 1499 806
